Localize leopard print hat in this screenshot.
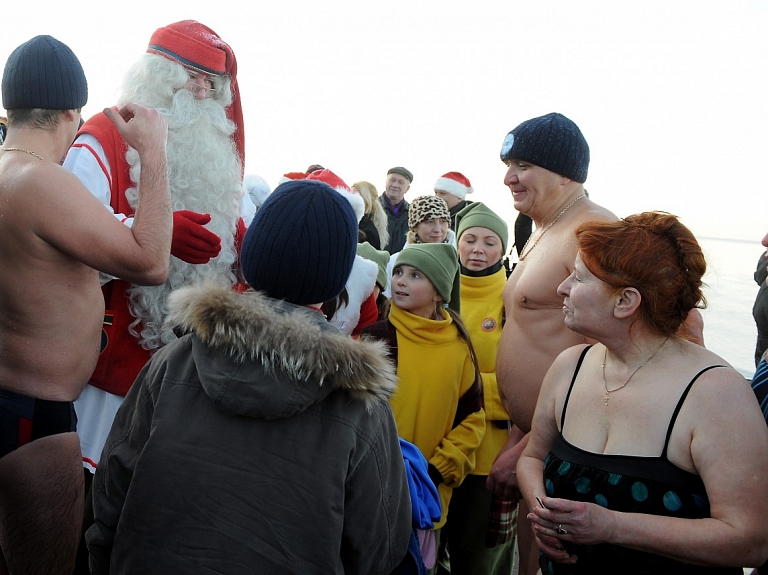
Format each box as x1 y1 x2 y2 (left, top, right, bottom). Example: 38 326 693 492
408 195 450 230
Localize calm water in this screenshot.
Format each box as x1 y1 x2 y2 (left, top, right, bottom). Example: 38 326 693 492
699 237 763 378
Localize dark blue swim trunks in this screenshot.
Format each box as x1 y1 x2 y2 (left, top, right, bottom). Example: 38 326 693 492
0 388 77 458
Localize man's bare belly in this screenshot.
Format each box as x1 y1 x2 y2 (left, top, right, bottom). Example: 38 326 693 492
497 309 586 433
0 279 104 402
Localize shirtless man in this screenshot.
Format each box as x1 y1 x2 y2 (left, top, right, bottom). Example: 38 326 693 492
487 113 616 574
0 35 171 573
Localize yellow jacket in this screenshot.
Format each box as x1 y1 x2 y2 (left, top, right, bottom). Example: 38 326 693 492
460 267 511 475
388 304 486 528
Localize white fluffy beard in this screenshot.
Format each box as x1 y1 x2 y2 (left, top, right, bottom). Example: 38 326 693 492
118 66 243 351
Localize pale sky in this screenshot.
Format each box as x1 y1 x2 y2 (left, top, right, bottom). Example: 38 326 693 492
2 0 767 241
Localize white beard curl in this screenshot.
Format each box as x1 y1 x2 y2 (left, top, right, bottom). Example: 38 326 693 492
117 55 243 351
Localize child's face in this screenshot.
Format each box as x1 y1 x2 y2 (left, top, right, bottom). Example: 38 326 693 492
391 265 442 319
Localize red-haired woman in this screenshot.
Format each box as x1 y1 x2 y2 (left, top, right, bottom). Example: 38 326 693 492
518 212 768 573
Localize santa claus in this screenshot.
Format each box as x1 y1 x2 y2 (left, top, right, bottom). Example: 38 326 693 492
63 20 254 474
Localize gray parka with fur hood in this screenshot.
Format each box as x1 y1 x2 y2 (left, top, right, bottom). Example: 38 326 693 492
87 284 412 575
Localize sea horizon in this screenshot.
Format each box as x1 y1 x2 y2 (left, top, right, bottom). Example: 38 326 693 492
698 236 762 378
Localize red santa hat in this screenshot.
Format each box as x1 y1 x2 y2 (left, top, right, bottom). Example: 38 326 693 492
305 169 365 223
434 171 474 200
278 172 308 185
147 20 244 171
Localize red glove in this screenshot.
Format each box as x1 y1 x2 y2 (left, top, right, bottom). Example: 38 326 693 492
171 210 222 264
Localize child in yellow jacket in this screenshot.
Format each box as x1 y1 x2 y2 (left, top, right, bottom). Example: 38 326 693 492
361 243 486 568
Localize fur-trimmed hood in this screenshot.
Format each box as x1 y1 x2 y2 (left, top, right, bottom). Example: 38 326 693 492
165 284 397 417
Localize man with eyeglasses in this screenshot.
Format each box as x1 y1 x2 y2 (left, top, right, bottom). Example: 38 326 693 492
61 20 253 573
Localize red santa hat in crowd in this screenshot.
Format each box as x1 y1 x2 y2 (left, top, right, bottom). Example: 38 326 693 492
434 171 474 200
147 20 244 171
278 172 308 185
305 169 365 223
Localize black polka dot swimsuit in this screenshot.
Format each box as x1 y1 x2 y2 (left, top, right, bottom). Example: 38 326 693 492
541 346 741 575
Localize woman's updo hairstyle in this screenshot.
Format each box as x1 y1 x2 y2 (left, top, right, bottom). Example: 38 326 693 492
575 211 706 337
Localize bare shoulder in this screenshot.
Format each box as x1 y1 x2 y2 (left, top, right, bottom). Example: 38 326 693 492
2 158 94 207
675 342 760 424
2 159 117 234
576 198 618 224
543 343 593 392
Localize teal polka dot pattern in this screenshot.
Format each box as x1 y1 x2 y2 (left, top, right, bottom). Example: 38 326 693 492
557 460 571 475
663 491 682 511
631 482 649 502
545 479 554 496
595 493 608 507
608 473 622 486
574 477 591 494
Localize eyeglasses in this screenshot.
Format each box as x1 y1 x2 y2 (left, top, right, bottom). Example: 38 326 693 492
185 71 216 96
188 83 216 95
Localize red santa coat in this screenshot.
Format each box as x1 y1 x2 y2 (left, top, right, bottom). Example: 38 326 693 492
74 112 246 397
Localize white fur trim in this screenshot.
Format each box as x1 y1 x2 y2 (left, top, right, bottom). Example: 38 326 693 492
434 177 473 200
336 188 366 223
328 255 377 334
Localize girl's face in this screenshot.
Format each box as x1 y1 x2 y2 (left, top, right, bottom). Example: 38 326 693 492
414 218 450 243
391 265 442 318
458 227 503 271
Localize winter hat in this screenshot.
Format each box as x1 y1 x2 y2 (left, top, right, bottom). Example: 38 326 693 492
434 172 474 200
278 171 307 185
357 242 391 289
147 20 244 170
302 168 365 223
387 166 413 183
499 112 589 183
243 174 271 211
396 243 461 313
456 202 509 254
2 35 88 110
240 179 358 305
408 195 451 230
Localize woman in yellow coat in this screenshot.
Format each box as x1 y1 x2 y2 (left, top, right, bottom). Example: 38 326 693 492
437 202 516 575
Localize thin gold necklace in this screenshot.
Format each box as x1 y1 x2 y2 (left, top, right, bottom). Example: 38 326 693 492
518 194 586 261
1 147 45 161
602 337 669 406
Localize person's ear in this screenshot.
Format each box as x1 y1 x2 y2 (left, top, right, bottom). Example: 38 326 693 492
614 287 641 319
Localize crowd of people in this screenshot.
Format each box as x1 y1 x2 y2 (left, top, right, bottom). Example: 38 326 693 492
1 20 768 575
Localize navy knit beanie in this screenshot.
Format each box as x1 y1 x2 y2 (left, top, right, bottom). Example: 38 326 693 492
499 113 589 183
240 179 358 306
2 35 88 110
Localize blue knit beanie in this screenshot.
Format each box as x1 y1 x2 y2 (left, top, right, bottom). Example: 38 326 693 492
500 113 589 183
240 179 358 305
2 35 88 110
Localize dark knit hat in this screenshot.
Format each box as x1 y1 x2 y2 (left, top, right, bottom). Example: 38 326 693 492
387 166 413 183
499 113 589 183
240 180 358 305
2 35 88 110
456 202 509 254
396 243 461 313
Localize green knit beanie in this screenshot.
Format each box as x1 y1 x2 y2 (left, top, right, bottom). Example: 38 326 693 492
357 241 390 289
456 202 509 254
395 243 461 313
